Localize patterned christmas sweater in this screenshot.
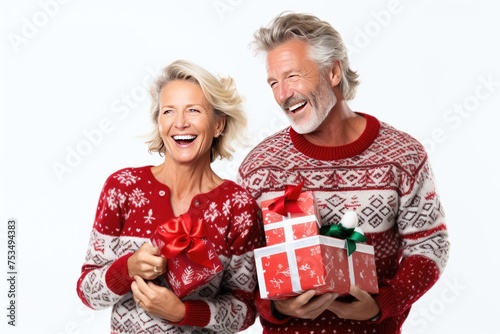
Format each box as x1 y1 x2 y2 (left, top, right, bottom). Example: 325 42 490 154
76 166 264 334
237 113 450 334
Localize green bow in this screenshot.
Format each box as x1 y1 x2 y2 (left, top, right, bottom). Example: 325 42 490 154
320 224 367 256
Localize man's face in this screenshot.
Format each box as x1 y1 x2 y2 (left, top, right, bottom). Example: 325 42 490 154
266 39 337 134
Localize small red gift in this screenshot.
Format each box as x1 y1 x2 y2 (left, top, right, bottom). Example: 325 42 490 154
261 182 321 245
151 213 223 298
254 211 378 300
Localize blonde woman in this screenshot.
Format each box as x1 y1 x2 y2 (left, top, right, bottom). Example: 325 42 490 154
77 60 263 333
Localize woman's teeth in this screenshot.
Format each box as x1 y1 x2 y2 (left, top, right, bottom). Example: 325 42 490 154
173 135 196 143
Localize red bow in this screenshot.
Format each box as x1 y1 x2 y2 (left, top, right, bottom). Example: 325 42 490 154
155 213 212 268
267 181 305 216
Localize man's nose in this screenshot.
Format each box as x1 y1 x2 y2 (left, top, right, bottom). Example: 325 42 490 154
276 82 293 105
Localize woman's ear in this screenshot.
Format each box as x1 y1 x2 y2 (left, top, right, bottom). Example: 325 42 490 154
214 117 226 137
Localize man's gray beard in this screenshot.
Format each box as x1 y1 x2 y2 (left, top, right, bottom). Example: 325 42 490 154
291 80 337 134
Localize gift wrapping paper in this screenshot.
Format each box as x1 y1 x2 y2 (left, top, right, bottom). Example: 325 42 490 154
261 191 321 245
254 235 378 299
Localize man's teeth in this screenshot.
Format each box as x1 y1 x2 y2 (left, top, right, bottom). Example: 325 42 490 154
173 135 196 140
289 101 306 112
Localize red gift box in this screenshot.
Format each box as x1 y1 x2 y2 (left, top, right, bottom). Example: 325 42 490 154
261 183 321 245
254 235 378 300
151 213 223 298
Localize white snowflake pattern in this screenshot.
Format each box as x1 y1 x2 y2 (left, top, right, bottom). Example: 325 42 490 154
309 269 317 278
204 202 220 222
114 170 138 186
106 188 126 210
144 209 155 224
233 211 252 238
222 199 231 216
231 191 250 209
217 226 226 236
129 188 149 208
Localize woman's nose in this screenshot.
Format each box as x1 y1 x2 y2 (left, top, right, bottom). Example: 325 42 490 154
174 112 188 128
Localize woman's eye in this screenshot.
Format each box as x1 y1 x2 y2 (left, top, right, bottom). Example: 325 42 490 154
162 109 173 114
188 108 200 113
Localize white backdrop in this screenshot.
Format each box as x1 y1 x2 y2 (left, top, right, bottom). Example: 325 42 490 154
1 1 499 333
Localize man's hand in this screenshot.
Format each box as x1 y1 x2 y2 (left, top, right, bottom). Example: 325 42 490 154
274 290 338 320
328 285 380 321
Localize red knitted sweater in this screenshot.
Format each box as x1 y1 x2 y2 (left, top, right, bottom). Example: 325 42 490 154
76 166 264 334
237 113 450 334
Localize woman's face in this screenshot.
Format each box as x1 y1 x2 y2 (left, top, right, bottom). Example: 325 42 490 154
158 80 224 165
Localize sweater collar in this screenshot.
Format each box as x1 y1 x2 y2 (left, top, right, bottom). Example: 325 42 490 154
289 113 380 160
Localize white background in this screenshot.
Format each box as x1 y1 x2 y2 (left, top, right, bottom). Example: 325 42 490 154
1 1 499 333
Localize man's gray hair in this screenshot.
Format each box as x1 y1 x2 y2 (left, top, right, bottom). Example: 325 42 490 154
252 12 359 100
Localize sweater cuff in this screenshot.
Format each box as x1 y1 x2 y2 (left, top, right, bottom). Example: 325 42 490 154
256 296 290 325
105 253 135 295
176 300 211 327
372 284 396 322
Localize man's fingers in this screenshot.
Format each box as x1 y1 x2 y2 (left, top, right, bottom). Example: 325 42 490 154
275 291 336 319
349 285 369 301
295 290 317 305
275 290 316 310
310 293 336 310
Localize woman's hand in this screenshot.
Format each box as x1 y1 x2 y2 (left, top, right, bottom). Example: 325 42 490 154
127 242 167 280
131 276 186 322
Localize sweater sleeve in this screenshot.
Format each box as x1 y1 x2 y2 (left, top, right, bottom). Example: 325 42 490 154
178 188 265 332
76 175 138 310
254 294 291 325
374 158 450 321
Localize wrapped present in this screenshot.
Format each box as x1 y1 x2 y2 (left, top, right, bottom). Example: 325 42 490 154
254 211 378 300
151 213 223 298
261 181 321 245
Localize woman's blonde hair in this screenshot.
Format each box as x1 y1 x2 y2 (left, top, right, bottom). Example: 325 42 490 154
146 60 247 162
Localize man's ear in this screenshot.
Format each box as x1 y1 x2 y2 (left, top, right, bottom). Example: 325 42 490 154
329 61 342 87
